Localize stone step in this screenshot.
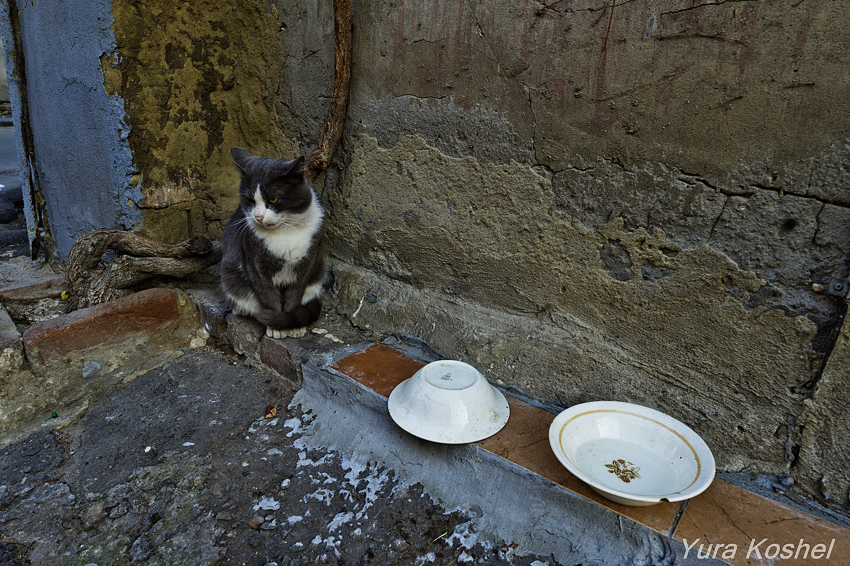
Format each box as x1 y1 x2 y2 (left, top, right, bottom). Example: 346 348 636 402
0 286 204 448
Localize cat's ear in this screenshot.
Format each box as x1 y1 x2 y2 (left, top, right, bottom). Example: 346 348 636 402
231 147 252 173
290 155 306 178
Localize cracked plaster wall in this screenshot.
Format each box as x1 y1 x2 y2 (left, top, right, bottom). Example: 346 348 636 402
282 0 850 501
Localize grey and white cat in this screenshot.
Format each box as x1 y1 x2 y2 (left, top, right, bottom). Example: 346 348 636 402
220 147 325 338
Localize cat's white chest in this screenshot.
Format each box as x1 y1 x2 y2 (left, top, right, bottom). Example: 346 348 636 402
253 201 322 287
266 230 310 286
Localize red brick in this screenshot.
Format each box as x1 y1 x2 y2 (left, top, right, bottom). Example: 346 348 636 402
22 288 180 363
329 343 424 397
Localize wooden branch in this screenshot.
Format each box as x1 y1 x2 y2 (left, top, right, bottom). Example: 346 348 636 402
65 229 220 312
67 230 213 289
305 0 352 182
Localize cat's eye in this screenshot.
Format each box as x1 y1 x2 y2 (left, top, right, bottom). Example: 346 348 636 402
269 197 279 204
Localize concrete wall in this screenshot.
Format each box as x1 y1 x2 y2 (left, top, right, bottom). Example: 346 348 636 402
308 0 850 502
15 0 140 259
4 0 849 503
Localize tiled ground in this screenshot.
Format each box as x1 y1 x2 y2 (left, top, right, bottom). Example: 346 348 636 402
330 343 850 566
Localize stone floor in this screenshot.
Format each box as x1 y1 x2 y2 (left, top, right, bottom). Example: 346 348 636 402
0 266 575 566
1 250 849 564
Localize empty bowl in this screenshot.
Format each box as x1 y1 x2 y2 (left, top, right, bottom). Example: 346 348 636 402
549 401 715 506
388 360 510 444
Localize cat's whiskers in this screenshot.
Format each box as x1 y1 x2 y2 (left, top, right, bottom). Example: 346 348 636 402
257 216 300 231
231 216 255 240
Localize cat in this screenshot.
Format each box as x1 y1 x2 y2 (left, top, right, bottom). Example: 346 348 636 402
220 147 325 339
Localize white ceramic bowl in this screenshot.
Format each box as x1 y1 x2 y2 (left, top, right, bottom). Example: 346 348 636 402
388 360 510 444
549 401 715 506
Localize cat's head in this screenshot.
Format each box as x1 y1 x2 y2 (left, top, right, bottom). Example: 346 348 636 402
231 147 314 230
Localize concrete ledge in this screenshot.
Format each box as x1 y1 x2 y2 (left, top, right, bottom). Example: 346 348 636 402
291 350 716 565
287 342 850 566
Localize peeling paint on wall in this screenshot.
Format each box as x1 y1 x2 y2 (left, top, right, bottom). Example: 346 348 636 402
14 0 140 260
106 0 299 244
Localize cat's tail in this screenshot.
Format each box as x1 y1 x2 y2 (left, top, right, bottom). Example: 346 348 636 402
253 299 322 330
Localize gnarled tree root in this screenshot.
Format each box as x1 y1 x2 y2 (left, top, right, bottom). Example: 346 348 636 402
64 229 221 312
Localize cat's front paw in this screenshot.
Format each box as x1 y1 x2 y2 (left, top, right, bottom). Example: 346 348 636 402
281 327 307 338
265 326 307 339
266 327 282 339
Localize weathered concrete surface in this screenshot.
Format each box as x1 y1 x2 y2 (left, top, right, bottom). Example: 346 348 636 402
797 315 850 505
0 344 582 566
302 0 850 503
0 288 204 448
325 134 817 476
106 0 301 246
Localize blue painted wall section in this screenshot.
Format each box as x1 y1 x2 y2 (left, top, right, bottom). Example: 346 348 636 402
0 0 38 253
16 0 140 260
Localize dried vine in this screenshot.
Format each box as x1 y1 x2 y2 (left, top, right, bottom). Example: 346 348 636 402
64 230 221 311
305 0 352 182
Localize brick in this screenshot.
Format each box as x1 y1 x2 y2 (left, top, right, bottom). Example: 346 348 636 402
329 343 424 397
22 288 180 363
259 337 299 382
225 313 264 357
673 478 850 566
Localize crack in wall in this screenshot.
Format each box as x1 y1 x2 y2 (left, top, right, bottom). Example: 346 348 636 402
660 0 761 19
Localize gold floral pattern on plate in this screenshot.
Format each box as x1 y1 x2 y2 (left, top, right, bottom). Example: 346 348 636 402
605 459 641 483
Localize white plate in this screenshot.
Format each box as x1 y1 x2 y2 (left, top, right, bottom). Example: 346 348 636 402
388 360 510 444
549 401 715 506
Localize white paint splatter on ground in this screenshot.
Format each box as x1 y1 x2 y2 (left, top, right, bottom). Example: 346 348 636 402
284 417 303 438
327 511 355 532
254 496 280 511
278 411 557 564
296 450 333 468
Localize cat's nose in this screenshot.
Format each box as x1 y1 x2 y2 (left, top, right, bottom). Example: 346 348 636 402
254 214 264 222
